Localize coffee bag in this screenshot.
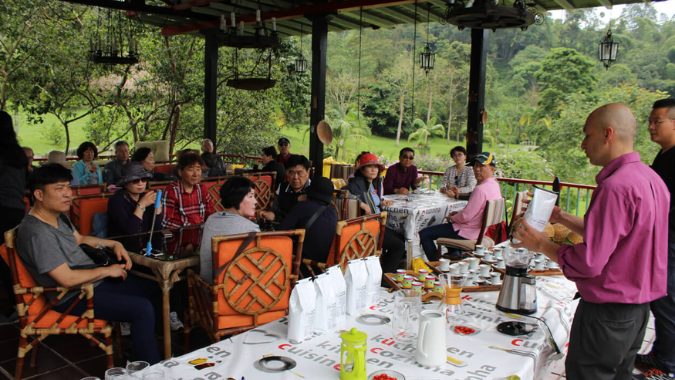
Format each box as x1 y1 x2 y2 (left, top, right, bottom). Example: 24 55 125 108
345 259 368 315
364 256 382 307
326 265 347 324
313 274 338 334
288 278 316 343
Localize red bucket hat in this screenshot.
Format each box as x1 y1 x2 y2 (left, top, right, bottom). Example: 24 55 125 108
358 153 385 172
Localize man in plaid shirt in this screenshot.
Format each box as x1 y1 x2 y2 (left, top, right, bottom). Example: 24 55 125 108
161 153 215 256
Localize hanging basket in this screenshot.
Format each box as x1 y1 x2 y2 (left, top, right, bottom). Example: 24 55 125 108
226 78 277 91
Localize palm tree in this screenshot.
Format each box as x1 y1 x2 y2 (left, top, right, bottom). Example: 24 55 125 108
326 106 371 161
408 117 445 145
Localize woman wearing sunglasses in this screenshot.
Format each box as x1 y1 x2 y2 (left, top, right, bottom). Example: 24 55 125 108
107 161 162 252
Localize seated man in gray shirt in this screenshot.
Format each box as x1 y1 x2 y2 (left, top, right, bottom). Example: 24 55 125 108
200 176 260 282
17 164 161 364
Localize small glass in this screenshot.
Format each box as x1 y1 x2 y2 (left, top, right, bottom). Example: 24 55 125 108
126 361 150 375
142 370 165 380
391 289 422 343
105 367 127 380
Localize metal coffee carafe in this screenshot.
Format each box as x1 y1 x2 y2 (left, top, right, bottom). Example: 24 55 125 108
496 248 537 315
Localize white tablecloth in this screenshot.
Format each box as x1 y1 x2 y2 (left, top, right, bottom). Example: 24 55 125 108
382 191 467 260
151 277 578 380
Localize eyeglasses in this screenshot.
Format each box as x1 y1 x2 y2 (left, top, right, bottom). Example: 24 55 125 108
287 170 307 177
649 119 675 126
131 178 149 184
401 155 414 160
451 153 465 158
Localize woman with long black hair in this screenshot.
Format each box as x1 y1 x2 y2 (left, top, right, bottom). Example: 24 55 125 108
0 111 29 316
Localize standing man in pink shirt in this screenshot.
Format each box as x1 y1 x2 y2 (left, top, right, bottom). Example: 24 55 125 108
419 152 502 260
513 103 670 380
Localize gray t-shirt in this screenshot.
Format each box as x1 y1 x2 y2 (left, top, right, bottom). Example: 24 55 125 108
17 214 98 304
199 211 260 282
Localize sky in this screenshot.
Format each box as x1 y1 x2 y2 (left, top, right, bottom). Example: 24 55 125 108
548 0 675 25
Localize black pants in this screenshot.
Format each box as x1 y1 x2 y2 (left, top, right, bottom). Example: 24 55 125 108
650 238 675 372
380 227 405 274
566 299 649 380
0 206 26 311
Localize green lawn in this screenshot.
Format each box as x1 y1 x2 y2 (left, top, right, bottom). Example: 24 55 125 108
14 111 89 156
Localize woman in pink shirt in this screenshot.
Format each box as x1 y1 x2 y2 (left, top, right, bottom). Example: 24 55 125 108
419 152 502 260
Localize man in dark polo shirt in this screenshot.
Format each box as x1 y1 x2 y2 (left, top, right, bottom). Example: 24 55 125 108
635 98 675 380
276 137 293 168
261 155 311 223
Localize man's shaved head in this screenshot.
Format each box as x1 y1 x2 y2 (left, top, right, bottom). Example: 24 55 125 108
587 103 637 144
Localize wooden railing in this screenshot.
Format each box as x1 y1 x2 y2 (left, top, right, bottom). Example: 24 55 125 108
418 170 596 217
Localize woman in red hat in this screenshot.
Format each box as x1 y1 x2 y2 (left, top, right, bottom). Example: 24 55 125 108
341 153 406 274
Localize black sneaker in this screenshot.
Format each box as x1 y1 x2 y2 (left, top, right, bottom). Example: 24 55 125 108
636 353 668 372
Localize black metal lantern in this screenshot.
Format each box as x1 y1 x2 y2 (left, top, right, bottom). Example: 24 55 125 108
598 29 619 70
295 54 308 74
295 26 308 74
419 4 435 75
419 43 435 75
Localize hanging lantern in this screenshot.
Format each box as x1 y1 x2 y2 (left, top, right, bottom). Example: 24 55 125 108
598 29 619 70
419 43 435 75
295 26 308 74
419 4 435 75
295 54 308 74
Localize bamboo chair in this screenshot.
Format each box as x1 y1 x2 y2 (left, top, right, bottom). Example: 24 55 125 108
184 230 304 349
436 198 506 258
239 172 277 212
301 212 387 276
0 228 114 380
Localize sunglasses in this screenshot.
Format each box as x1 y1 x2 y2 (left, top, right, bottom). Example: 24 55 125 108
131 178 149 184
401 155 414 160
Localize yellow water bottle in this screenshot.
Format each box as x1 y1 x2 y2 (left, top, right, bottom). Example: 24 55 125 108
340 328 367 380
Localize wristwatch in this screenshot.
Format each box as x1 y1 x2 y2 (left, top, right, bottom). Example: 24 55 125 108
137 204 146 212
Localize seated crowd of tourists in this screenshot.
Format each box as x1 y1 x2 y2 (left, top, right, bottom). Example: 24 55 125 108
2 99 674 379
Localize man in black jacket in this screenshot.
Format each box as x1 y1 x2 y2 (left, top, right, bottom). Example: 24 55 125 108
261 155 311 223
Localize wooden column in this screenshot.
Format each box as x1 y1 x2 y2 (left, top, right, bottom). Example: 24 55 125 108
204 30 218 150
466 28 489 157
306 12 334 179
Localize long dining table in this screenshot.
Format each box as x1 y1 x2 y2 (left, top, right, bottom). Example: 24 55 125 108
141 273 578 380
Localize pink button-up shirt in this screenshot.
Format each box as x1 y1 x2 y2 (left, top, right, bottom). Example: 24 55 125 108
451 177 502 240
558 152 670 304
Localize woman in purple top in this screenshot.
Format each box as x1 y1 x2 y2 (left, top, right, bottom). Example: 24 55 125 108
383 147 425 195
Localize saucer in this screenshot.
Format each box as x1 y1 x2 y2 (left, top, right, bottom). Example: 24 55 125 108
472 251 485 257
483 259 497 264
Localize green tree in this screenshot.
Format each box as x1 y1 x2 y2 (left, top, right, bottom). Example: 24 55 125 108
534 48 598 115
408 117 444 150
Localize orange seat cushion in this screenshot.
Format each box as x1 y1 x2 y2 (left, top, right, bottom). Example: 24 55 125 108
78 198 109 235
153 164 174 174
213 236 293 330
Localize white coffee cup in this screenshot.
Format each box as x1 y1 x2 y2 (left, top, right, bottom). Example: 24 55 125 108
496 259 506 269
493 249 503 259
449 263 461 274
439 258 451 271
490 272 502 285
534 259 545 270
458 261 469 274
548 261 560 269
468 257 480 270
484 252 495 261
537 253 546 261
479 264 492 277
475 245 485 255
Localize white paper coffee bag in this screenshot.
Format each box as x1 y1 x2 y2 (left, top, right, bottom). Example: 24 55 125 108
364 256 382 307
512 186 558 244
326 265 347 324
313 274 338 334
345 259 368 315
288 278 316 343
